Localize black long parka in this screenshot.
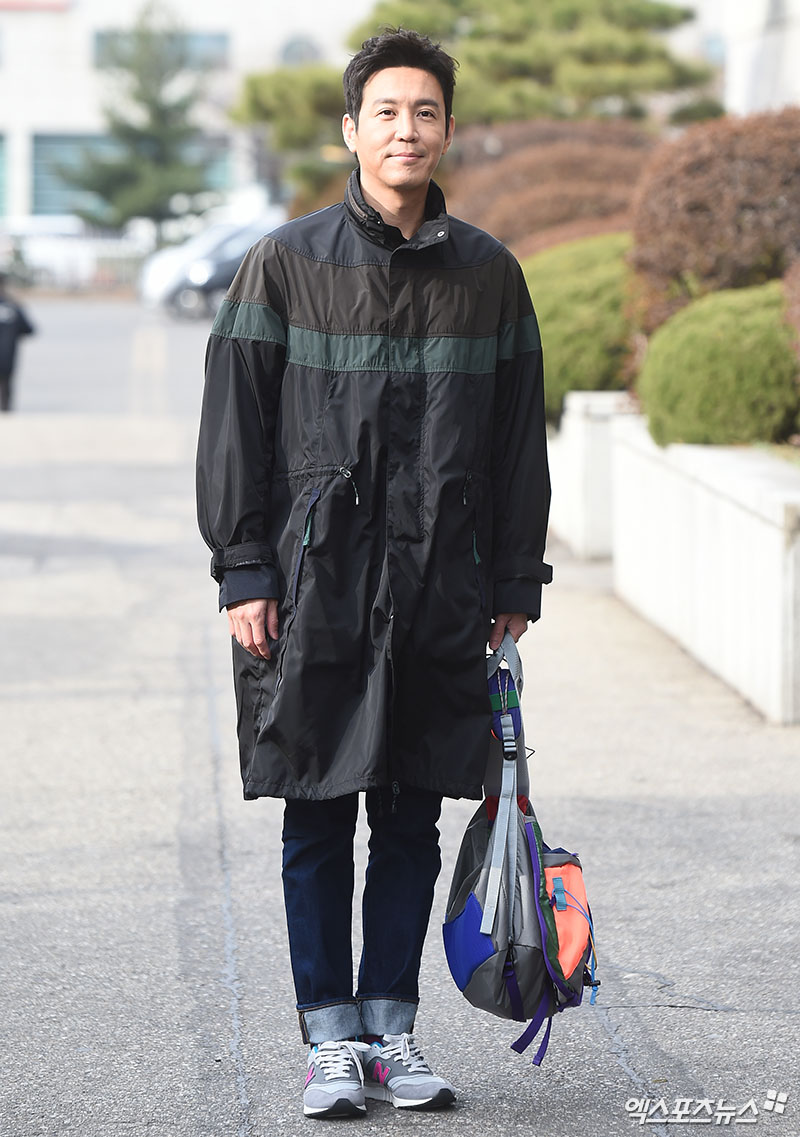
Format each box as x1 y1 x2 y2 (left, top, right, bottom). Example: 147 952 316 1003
196 175 551 801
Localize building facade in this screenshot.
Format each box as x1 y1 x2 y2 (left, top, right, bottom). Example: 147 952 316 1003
0 0 373 219
722 0 800 114
667 0 800 114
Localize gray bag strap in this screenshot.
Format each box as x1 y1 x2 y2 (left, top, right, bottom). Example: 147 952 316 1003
480 713 518 936
486 630 524 693
483 628 530 801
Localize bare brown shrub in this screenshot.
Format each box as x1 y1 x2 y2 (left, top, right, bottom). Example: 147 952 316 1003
513 213 630 259
630 107 800 332
481 177 632 246
444 118 655 249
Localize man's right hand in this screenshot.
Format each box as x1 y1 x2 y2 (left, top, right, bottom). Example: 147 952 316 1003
227 598 279 659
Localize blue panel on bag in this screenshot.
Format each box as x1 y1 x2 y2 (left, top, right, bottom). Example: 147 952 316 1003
442 891 495 990
489 670 522 739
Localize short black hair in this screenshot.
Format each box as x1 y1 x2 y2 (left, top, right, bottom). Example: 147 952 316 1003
343 28 458 126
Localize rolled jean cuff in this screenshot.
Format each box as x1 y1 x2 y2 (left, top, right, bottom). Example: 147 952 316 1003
298 999 364 1045
358 996 418 1037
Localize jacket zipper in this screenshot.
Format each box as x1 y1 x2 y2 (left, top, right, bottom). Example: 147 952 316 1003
463 470 473 505
386 254 397 807
464 470 486 609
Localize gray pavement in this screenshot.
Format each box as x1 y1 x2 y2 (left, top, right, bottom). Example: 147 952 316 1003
1 299 798 1137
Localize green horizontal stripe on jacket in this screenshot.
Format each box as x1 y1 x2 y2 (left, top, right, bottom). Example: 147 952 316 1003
286 326 499 374
498 313 541 360
211 300 540 371
211 299 287 346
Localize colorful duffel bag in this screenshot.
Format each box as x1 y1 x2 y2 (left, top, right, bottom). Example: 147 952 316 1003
442 632 599 1064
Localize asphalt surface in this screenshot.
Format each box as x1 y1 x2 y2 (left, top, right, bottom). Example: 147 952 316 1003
1 299 799 1137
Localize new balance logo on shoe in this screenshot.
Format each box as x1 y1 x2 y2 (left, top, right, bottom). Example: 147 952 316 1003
372 1061 390 1085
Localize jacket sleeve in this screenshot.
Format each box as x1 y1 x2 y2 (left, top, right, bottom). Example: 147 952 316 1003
490 253 552 622
195 239 287 607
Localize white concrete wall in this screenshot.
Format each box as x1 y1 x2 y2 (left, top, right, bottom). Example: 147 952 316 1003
547 390 628 559
611 415 800 724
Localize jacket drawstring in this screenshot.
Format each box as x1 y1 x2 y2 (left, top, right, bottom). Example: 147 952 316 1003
338 467 359 505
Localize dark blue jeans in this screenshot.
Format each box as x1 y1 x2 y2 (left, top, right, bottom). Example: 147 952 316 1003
281 784 443 1044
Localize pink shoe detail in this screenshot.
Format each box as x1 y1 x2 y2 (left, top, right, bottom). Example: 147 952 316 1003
373 1061 390 1085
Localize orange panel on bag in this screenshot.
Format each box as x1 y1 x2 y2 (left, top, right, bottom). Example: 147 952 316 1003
545 864 590 978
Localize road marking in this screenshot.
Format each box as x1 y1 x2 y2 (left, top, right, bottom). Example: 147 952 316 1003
129 319 168 415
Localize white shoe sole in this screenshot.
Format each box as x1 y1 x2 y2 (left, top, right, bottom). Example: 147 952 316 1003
303 1097 367 1118
364 1084 455 1110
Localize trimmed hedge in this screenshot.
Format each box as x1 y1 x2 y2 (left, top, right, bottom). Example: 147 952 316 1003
639 281 800 445
522 232 631 421
630 108 800 332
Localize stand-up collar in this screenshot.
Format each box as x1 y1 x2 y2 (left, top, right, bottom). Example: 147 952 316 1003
344 170 450 251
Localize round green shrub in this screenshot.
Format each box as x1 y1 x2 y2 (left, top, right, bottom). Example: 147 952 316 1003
522 231 631 421
669 96 725 125
639 281 800 445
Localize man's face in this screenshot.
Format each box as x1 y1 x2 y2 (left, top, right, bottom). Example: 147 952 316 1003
342 67 454 200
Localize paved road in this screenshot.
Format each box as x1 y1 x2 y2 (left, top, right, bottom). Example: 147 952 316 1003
1 299 798 1137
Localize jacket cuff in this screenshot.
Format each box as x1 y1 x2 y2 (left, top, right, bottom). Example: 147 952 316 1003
210 541 275 584
218 564 279 612
493 578 544 623
493 554 553 585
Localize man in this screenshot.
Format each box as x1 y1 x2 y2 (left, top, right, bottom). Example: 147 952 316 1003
0 273 35 412
196 28 551 1120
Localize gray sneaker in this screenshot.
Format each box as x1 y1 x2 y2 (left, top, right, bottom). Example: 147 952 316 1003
363 1033 456 1110
303 1040 370 1119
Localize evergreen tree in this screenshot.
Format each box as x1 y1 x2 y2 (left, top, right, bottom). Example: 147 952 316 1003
349 0 709 120
61 1 211 240
234 65 346 212
236 0 710 211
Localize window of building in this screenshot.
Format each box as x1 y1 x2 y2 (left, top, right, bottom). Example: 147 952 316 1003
94 30 229 70
32 133 231 217
32 134 118 216
185 137 231 192
279 35 322 66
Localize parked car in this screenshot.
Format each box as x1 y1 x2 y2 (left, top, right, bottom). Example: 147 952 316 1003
139 210 285 317
138 222 241 309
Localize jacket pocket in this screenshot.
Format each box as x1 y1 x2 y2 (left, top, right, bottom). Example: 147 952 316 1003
277 486 321 689
291 486 321 605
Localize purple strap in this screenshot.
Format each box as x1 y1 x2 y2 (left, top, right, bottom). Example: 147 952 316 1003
503 958 525 1022
510 993 550 1056
531 1016 553 1066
